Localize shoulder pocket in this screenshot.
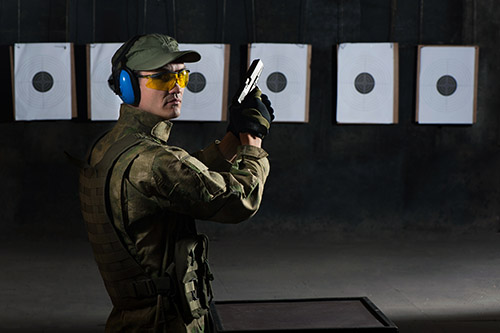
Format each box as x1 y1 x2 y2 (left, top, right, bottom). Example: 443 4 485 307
181 155 209 174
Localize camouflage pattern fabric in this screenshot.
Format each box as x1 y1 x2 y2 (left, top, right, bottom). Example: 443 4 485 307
87 104 269 332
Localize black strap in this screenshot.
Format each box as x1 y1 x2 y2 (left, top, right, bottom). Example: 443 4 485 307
114 276 173 298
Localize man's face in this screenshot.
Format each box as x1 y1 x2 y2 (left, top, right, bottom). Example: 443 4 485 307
136 63 186 120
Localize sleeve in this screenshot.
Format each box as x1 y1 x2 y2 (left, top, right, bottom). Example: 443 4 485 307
142 144 270 223
191 141 233 172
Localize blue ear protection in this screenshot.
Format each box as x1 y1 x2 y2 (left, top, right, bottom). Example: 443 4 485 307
109 35 143 106
117 67 139 105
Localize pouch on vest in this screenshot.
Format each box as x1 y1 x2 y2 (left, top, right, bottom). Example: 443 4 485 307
174 233 214 324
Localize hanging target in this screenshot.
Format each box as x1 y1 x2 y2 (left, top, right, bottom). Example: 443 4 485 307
13 43 75 121
416 45 479 124
336 43 399 124
249 43 312 123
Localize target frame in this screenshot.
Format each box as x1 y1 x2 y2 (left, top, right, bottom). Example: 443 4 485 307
336 42 399 124
248 43 312 123
11 43 76 121
416 45 479 124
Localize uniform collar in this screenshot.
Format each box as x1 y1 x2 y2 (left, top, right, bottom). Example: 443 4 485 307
119 104 164 129
151 121 173 143
118 104 172 142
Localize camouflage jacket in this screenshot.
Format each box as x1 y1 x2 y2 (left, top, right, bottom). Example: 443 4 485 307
89 104 270 332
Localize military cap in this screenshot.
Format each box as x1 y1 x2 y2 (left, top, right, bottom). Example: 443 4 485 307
113 33 201 71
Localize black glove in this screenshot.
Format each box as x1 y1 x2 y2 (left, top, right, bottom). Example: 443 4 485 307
227 88 275 139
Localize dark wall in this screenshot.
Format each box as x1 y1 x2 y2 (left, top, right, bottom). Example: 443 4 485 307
0 0 498 239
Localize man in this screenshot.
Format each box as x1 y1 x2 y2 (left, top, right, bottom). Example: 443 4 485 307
79 33 273 332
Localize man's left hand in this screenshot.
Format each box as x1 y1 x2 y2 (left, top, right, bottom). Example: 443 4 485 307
227 88 275 139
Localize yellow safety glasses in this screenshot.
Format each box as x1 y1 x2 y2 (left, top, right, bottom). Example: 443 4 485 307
137 69 190 91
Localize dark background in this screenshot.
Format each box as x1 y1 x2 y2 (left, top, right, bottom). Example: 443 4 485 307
0 0 498 240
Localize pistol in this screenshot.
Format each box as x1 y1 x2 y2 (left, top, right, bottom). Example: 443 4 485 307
234 59 264 104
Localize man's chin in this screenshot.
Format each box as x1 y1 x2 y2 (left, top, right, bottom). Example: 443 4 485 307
169 105 182 119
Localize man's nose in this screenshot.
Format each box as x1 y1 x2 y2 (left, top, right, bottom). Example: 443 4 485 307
169 82 181 94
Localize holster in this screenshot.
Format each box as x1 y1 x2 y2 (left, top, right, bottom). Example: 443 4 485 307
172 234 214 324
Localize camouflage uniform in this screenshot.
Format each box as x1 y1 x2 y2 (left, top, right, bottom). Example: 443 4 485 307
87 104 270 332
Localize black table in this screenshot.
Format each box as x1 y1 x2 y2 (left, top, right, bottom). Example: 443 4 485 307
210 297 398 332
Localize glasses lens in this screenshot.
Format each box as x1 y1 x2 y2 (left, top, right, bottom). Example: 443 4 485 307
145 69 190 91
177 70 189 88
145 73 175 91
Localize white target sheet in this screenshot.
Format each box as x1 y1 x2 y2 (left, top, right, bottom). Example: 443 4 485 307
13 43 74 121
88 43 123 121
249 43 311 123
176 43 229 121
336 43 398 124
416 46 478 124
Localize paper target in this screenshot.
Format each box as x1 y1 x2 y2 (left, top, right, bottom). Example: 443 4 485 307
416 46 478 124
249 43 311 123
176 43 229 121
336 43 398 124
14 43 74 120
88 43 123 121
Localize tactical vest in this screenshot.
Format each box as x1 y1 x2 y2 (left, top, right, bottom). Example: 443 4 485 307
79 134 172 310
79 133 214 321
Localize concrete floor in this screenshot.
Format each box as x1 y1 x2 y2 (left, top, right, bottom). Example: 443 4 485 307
1 232 500 332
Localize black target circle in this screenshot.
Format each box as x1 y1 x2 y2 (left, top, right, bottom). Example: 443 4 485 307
436 75 457 96
32 71 54 93
354 72 375 94
187 72 206 93
266 72 287 93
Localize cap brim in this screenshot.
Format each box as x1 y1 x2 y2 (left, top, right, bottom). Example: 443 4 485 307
131 50 201 71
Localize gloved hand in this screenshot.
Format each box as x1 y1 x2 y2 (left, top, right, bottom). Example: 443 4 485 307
227 88 275 139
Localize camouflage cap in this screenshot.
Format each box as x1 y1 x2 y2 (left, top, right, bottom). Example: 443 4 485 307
113 34 201 71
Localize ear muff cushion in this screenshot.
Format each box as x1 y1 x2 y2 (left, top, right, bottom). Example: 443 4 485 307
118 68 140 105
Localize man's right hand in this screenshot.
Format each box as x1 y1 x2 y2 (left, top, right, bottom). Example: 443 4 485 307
227 88 275 139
